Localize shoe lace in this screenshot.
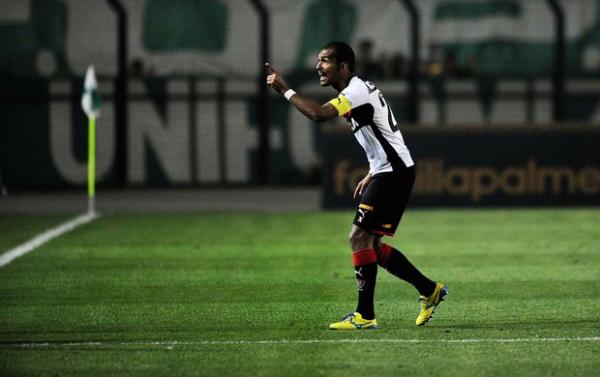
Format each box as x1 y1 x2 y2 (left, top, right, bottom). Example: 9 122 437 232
341 312 355 321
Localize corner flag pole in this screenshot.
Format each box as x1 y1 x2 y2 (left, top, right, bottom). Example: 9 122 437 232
82 65 101 215
87 115 96 214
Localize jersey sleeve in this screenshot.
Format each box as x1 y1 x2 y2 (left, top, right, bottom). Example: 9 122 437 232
327 78 370 117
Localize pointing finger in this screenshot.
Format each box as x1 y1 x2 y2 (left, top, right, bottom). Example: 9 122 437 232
265 62 279 75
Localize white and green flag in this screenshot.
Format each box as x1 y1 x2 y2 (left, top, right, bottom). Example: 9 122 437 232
81 65 101 119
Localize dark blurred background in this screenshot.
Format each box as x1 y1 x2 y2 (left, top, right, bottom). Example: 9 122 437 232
0 0 598 208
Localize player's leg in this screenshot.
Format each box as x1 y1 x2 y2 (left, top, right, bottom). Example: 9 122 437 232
376 243 447 325
329 225 379 330
376 243 436 297
363 168 434 296
348 225 380 320
371 167 447 325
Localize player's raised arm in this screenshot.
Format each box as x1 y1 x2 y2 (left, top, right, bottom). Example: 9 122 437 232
265 63 338 123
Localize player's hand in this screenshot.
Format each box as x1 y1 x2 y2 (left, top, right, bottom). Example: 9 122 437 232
354 173 372 199
265 62 290 94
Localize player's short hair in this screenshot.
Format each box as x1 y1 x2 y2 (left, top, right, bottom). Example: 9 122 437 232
322 41 355 72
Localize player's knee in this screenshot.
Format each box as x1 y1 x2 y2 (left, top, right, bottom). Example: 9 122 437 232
349 227 374 251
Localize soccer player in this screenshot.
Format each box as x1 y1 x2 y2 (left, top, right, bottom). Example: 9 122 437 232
266 41 447 329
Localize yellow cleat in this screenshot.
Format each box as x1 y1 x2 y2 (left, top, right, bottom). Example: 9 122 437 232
416 282 448 326
329 312 378 330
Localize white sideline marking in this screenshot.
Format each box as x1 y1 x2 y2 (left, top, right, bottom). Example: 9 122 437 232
0 212 99 268
1 337 598 349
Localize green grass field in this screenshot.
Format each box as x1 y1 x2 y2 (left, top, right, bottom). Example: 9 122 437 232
1 209 599 376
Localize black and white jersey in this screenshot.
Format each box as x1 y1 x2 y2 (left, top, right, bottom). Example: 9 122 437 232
329 76 414 175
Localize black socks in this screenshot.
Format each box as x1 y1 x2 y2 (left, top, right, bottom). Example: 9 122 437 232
377 244 436 297
349 245 436 320
352 248 378 320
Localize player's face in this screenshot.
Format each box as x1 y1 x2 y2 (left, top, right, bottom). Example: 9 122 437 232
316 49 340 87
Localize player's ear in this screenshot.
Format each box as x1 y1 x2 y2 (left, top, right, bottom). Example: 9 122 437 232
340 62 348 71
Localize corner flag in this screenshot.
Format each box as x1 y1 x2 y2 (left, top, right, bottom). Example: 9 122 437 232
81 65 102 214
